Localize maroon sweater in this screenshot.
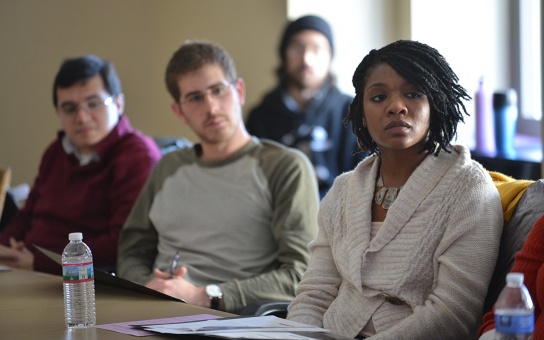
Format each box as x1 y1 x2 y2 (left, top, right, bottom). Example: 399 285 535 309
0 115 161 274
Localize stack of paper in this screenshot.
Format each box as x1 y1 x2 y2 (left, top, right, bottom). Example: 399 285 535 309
139 315 345 339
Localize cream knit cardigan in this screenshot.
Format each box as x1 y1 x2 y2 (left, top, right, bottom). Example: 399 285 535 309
287 145 503 339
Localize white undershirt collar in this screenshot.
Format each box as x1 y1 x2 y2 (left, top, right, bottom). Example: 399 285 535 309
62 135 100 166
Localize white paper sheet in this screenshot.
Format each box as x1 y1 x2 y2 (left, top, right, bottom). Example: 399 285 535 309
141 315 330 338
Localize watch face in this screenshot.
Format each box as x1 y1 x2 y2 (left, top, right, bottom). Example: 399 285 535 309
206 284 222 298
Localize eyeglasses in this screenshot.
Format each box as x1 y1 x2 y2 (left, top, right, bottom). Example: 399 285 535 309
286 42 330 58
180 81 234 113
57 96 113 116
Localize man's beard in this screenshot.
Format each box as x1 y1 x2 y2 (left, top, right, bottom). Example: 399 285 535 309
285 67 331 91
286 68 314 90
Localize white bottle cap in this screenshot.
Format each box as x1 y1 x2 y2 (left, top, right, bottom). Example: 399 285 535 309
68 232 83 241
506 272 524 285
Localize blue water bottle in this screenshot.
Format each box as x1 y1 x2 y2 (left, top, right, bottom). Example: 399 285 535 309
493 89 518 159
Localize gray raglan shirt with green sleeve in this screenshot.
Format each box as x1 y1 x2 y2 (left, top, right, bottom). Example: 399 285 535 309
117 137 320 313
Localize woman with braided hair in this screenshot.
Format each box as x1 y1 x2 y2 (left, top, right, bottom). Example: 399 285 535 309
287 40 503 339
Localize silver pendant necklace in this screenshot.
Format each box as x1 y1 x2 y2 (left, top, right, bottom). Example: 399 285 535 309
375 169 402 210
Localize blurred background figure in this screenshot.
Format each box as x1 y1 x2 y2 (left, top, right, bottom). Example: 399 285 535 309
246 15 364 198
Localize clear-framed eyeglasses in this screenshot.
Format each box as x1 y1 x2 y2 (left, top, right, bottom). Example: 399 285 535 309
57 96 114 117
180 81 234 113
286 42 330 58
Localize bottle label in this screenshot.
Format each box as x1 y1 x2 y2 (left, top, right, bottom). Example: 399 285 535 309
62 262 94 283
495 313 534 334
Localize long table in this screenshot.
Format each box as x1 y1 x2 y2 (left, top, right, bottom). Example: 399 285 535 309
0 269 233 339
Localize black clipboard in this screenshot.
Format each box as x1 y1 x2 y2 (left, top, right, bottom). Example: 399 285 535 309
34 244 185 302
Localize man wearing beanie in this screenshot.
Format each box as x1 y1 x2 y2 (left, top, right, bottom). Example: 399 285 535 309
246 15 364 198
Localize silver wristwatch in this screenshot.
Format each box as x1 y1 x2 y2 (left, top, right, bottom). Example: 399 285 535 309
205 284 223 310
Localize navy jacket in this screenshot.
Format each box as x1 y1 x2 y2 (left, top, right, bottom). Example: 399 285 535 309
247 84 365 198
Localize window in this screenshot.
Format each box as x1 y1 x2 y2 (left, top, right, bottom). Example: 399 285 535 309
517 0 541 121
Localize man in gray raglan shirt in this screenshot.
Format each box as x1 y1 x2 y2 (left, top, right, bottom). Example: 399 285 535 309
117 40 319 314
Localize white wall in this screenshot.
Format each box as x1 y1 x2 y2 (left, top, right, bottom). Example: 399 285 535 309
288 0 510 150
410 0 508 149
287 0 408 97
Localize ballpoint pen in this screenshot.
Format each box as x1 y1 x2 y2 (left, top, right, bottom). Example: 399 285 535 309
170 251 180 279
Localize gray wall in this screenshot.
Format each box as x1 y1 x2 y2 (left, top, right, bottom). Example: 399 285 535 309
0 0 287 185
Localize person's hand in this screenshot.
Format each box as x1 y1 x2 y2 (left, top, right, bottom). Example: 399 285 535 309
145 266 209 308
0 237 34 270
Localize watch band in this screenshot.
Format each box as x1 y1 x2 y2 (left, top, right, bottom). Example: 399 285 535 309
210 296 220 310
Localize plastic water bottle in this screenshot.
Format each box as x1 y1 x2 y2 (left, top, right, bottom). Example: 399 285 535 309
475 76 495 156
62 232 96 328
494 273 534 339
493 89 518 159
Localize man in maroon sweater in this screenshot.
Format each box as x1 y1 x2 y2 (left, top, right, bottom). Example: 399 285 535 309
0 55 161 274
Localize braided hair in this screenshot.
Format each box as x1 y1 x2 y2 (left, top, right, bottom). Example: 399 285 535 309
344 40 471 155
